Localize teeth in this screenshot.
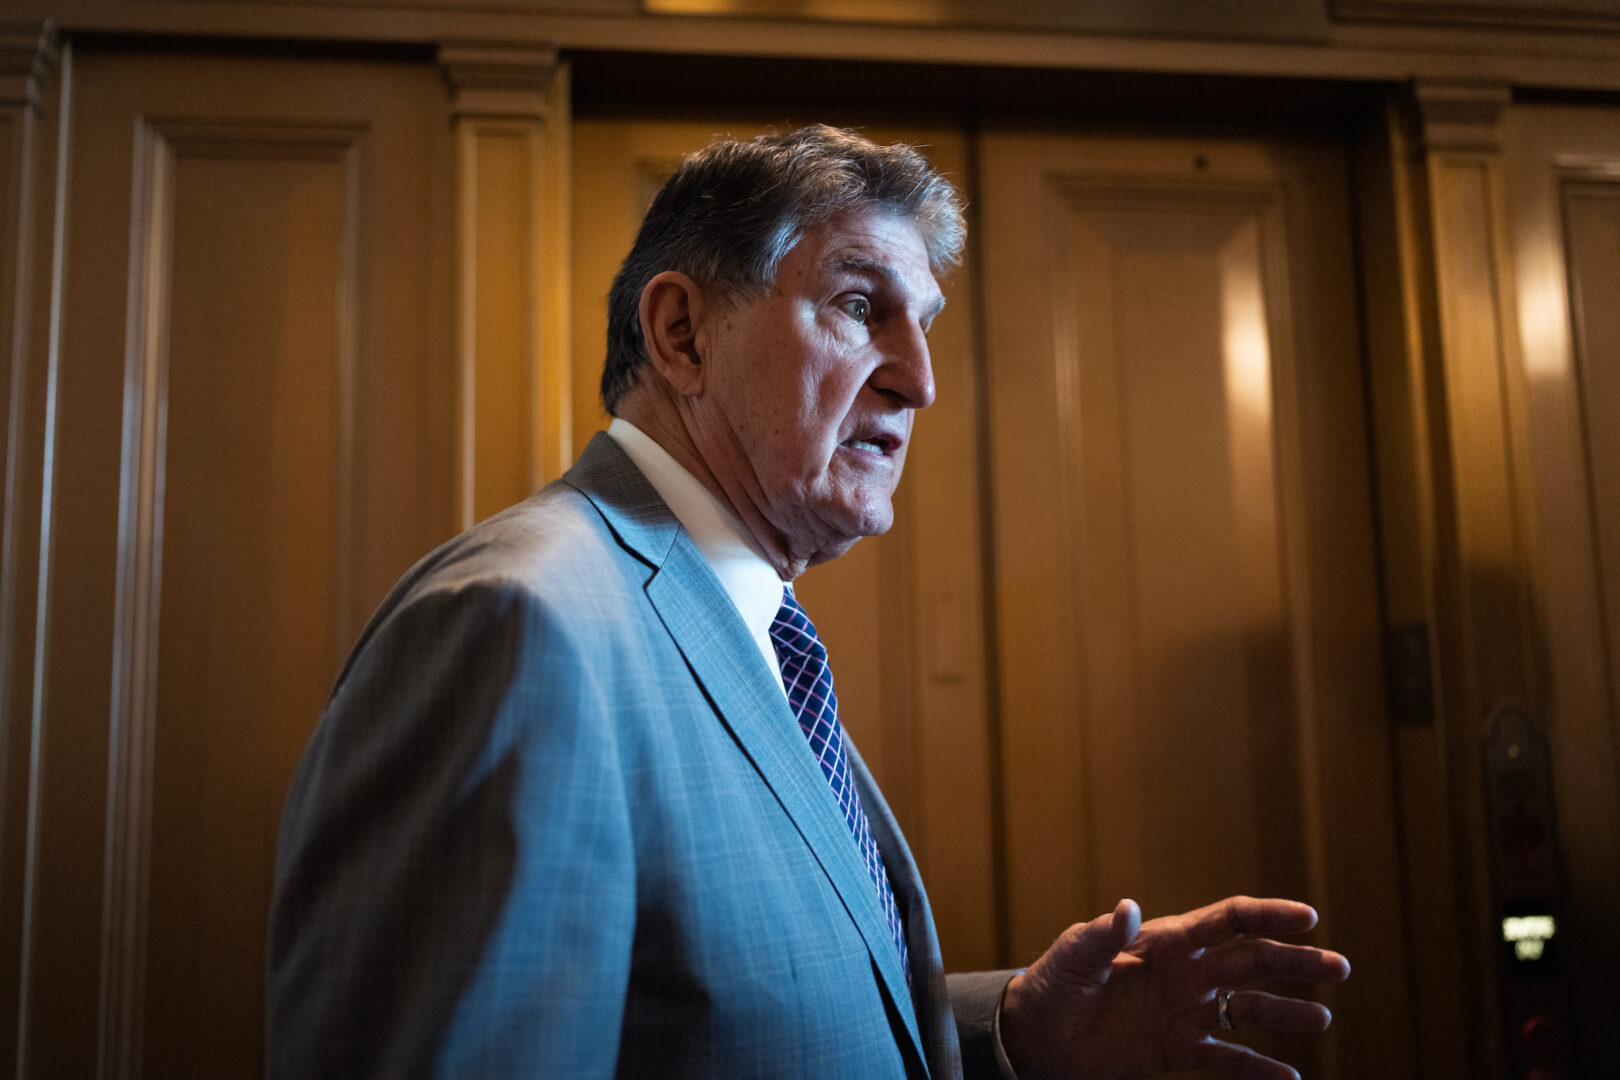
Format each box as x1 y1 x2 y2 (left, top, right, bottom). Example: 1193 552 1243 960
847 439 884 454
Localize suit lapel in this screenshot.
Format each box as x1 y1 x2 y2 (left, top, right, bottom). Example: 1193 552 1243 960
565 435 927 1070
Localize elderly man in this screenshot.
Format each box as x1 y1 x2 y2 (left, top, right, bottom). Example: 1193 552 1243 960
268 125 1348 1079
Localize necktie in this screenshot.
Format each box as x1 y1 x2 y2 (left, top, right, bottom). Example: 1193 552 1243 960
770 586 910 980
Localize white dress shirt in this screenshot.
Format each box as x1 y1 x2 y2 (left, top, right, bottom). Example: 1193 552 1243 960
606 418 786 694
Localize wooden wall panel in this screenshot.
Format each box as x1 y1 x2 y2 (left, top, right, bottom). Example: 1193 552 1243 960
1054 195 1305 914
17 48 452 1079
981 129 1410 1078
1556 183 1620 1072
141 124 360 1080
1561 182 1620 750
1505 104 1620 1078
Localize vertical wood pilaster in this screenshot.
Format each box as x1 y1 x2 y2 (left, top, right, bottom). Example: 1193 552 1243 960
439 44 570 528
1408 78 1542 1080
1412 83 1534 706
0 20 57 1078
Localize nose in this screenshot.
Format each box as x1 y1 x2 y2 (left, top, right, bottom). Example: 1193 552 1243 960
869 321 936 410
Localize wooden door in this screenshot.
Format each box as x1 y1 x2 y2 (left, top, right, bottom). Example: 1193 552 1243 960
979 128 1412 1078
15 45 451 1078
569 115 1001 971
1505 103 1620 1077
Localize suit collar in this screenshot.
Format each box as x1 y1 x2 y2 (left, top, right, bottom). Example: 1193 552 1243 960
562 432 681 569
565 432 927 1071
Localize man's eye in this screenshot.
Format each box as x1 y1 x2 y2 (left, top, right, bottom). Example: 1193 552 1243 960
839 297 871 322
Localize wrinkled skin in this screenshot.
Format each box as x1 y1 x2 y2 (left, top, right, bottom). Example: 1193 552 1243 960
618 207 942 580
1001 896 1351 1080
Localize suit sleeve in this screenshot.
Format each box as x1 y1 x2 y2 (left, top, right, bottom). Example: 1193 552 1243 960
949 969 1022 1080
268 579 634 1079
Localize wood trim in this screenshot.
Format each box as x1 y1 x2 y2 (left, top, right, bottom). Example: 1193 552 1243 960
1401 77 1552 1080
9 2 1620 93
0 21 57 1080
644 0 1332 42
442 44 570 527
0 22 55 112
1354 101 1475 1079
13 35 69 1080
1414 81 1511 153
98 112 172 1080
1334 0 1620 34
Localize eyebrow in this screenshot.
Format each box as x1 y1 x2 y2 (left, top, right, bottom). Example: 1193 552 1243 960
831 254 948 322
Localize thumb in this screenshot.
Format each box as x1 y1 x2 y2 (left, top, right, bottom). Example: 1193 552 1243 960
1059 898 1142 977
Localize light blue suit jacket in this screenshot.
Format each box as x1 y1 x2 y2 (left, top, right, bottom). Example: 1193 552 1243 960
269 433 1010 1079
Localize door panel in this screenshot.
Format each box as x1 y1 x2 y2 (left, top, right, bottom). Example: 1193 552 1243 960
149 131 359 1080
980 129 1411 1077
1506 104 1620 1077
21 47 450 1078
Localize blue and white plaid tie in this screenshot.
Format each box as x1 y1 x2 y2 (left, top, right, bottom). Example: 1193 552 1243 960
769 585 910 981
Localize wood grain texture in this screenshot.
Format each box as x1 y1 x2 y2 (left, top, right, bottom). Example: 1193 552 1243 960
18 48 451 1079
141 123 358 1080
980 128 1410 1079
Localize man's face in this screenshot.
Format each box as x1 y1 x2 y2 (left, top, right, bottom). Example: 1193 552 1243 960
689 207 944 573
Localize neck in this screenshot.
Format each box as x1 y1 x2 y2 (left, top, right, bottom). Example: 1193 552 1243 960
614 386 804 581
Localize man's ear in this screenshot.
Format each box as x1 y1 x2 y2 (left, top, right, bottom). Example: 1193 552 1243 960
638 271 708 397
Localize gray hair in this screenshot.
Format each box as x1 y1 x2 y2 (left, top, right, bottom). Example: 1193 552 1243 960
601 124 966 413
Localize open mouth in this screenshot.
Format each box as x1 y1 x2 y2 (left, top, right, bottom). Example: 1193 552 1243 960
840 433 900 456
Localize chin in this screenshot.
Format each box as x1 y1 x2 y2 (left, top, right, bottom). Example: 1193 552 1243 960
795 487 896 558
836 498 895 539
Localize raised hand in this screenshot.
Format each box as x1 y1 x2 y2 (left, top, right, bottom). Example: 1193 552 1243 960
998 896 1350 1080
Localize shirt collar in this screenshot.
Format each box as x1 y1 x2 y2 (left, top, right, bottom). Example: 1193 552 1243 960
606 418 785 680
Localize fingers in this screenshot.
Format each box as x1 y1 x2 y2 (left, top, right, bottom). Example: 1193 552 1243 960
1185 896 1319 948
1192 1038 1303 1080
1112 897 1142 945
1057 898 1142 976
1204 937 1352 985
1212 989 1333 1033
